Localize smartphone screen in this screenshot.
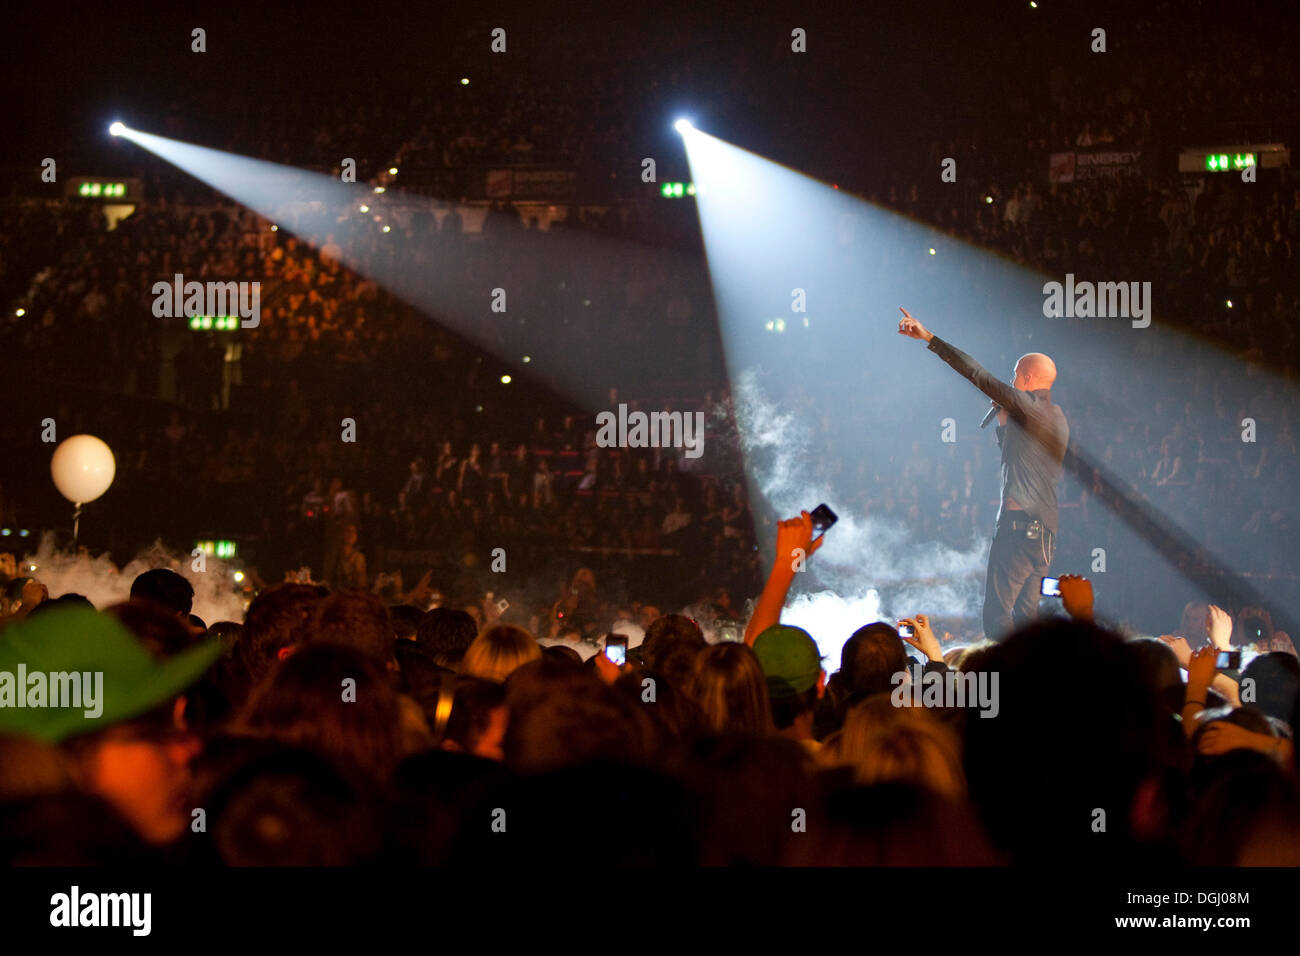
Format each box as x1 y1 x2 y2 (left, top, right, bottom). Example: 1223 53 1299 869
1040 576 1061 597
897 622 915 639
1216 650 1241 670
810 503 838 535
604 635 628 666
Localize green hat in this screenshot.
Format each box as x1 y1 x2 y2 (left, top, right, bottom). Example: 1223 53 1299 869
752 625 823 699
0 607 221 743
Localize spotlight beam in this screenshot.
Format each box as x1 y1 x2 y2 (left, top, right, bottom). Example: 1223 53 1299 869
681 126 1290 635
105 126 712 413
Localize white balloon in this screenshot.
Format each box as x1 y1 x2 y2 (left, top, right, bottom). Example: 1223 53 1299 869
50 434 116 504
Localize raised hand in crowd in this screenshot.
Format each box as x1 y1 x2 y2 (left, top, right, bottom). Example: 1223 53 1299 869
744 510 824 645
1057 574 1093 622
899 613 944 662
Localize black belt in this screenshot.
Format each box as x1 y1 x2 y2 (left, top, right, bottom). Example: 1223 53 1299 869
997 513 1055 562
999 514 1041 529
998 514 1054 538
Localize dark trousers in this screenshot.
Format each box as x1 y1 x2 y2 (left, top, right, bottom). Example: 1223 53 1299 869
982 515 1054 641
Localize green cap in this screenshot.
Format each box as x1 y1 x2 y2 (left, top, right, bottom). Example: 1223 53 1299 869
0 607 221 743
752 624 823 699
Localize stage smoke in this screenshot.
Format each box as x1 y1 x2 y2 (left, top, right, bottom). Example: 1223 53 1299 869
22 534 246 627
733 370 987 664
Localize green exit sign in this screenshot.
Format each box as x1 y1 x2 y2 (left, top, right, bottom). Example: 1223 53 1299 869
195 539 237 559
66 177 140 200
1205 153 1255 172
659 181 696 198
78 181 127 197
188 315 241 331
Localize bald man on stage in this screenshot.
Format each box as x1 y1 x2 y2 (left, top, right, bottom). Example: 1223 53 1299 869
898 308 1069 640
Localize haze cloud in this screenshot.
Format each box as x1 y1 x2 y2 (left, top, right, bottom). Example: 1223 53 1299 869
22 534 246 626
733 369 987 665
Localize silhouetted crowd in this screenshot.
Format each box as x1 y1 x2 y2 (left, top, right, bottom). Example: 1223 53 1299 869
1 539 1296 864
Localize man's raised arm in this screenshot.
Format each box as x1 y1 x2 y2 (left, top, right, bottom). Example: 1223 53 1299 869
897 307 1027 421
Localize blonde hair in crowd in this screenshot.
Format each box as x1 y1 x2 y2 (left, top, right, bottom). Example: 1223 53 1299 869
462 625 542 683
686 642 774 735
822 694 967 801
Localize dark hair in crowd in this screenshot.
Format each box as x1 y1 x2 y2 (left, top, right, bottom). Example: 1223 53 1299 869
237 643 405 781
641 614 706 689
309 591 396 667
416 608 478 658
840 623 908 701
129 568 195 617
238 584 322 687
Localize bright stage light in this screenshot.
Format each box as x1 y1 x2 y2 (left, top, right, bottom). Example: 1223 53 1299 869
108 122 126 136
388 167 398 175
674 118 693 134
500 374 512 384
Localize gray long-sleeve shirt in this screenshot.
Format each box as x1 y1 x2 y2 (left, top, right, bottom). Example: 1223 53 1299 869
927 335 1069 535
